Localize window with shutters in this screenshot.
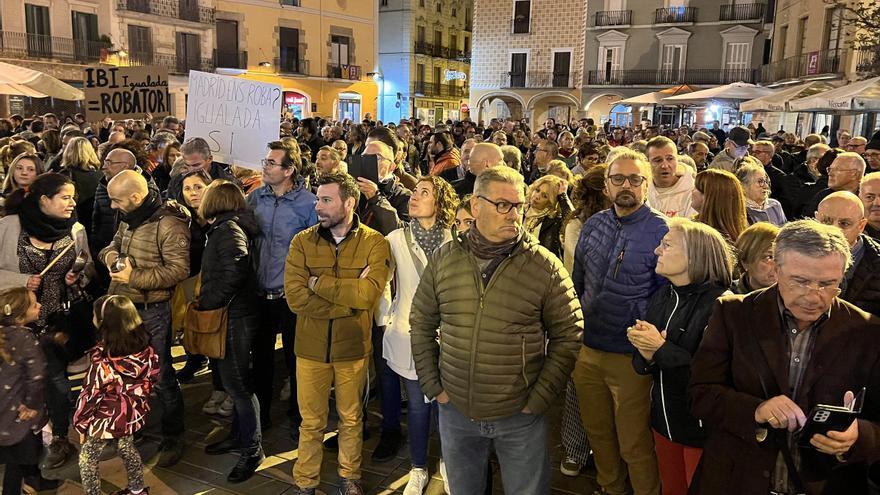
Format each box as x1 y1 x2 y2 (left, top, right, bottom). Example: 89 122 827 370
279 27 300 73
552 51 571 87
510 52 527 87
128 25 152 65
25 4 51 57
71 11 99 60
512 1 530 34
176 32 200 72
725 42 749 70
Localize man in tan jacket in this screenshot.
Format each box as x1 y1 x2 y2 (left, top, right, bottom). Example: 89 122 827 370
99 170 190 467
284 171 391 495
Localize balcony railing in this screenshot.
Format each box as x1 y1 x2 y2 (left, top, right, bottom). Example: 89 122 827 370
759 48 845 83
0 31 109 63
586 68 757 86
213 49 247 69
411 82 468 98
595 10 633 26
275 57 309 75
127 51 213 73
654 7 697 23
499 71 579 89
327 63 362 80
719 3 765 21
414 41 448 58
855 45 880 75
116 0 215 24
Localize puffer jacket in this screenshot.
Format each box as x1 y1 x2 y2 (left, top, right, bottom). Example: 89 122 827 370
284 216 391 363
410 232 583 420
198 210 261 318
429 148 461 183
573 204 669 354
91 167 159 257
246 183 317 294
843 234 880 316
99 201 191 303
632 282 730 448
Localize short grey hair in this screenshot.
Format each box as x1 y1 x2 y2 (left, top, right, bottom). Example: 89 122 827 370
474 164 526 197
181 137 212 159
735 161 765 184
806 143 830 163
500 145 521 172
774 219 851 273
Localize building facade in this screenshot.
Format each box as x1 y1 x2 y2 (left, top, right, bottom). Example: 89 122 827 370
0 0 111 116
757 0 878 136
213 0 378 122
582 0 772 127
378 0 473 125
470 0 587 126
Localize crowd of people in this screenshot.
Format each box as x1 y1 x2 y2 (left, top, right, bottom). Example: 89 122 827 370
0 109 878 495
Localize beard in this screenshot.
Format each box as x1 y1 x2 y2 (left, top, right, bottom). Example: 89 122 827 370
613 190 639 209
318 210 346 230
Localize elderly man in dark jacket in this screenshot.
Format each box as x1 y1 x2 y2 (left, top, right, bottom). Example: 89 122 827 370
355 140 410 236
689 220 880 495
571 149 667 495
410 166 583 495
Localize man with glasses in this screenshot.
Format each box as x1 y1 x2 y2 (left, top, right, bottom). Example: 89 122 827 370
246 140 317 440
571 149 667 495
690 220 880 495
846 136 868 155
166 136 239 200
749 140 789 210
411 165 582 494
709 125 752 172
529 138 562 185
816 191 880 315
805 152 866 218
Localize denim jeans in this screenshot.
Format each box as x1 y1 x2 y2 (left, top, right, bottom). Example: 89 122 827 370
402 378 434 468
42 340 71 437
216 313 261 450
253 298 300 425
139 302 185 437
438 401 549 495
378 345 402 432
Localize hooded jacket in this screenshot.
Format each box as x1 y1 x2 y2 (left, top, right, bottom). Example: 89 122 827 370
73 344 159 439
99 200 191 303
647 171 697 218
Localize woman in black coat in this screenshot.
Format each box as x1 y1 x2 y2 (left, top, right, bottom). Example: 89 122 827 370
524 174 572 260
627 217 734 495
195 180 263 483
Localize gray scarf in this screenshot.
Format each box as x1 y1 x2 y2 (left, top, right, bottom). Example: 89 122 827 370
411 219 444 255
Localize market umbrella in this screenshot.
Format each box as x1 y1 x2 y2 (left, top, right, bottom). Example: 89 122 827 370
739 81 838 112
788 76 880 112
0 62 84 100
661 81 774 106
618 84 694 105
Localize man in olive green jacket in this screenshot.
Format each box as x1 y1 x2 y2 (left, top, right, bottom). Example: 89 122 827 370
410 166 583 495
284 172 391 495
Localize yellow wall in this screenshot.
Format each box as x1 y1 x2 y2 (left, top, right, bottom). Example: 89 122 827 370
217 0 379 119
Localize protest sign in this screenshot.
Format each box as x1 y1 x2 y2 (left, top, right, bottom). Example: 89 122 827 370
83 66 171 120
184 70 282 170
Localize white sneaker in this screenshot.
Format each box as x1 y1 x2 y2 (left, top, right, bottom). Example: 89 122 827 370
218 395 234 417
439 458 451 494
403 467 429 495
202 391 227 415
280 377 291 401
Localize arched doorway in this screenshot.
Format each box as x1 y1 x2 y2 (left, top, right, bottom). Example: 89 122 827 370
337 92 361 122
526 91 581 128
583 93 624 125
474 92 526 124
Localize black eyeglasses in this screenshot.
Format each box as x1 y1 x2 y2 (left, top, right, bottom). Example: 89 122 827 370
477 195 525 214
607 174 647 187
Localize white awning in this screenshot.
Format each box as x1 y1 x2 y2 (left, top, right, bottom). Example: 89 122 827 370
661 82 774 106
0 62 84 100
618 84 694 105
739 81 838 112
788 76 880 112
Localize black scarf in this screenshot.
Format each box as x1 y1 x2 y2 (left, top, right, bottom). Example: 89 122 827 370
18 194 76 243
467 223 520 260
122 190 162 231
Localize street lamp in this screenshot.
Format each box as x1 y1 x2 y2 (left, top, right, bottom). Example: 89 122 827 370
367 71 384 122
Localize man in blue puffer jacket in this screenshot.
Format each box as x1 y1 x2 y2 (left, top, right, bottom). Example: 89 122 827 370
572 149 668 495
246 140 317 439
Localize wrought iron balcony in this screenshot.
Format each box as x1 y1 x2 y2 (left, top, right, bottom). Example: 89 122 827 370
595 10 633 27
719 3 765 21
499 71 578 89
213 49 247 69
0 31 109 63
586 68 758 86
116 0 215 24
411 82 468 98
759 48 845 83
126 51 213 74
654 7 697 24
275 56 309 75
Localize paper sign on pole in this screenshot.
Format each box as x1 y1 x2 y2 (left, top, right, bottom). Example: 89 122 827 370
83 66 171 121
184 70 282 170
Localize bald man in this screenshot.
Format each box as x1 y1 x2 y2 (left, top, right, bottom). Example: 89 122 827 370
99 168 191 467
860 173 880 240
816 191 880 314
805 152 865 218
454 142 504 197
355 140 410 236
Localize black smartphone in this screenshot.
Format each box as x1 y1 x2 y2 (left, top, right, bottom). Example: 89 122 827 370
797 387 865 448
347 154 380 184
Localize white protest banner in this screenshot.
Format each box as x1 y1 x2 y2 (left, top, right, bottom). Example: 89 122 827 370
184 70 282 169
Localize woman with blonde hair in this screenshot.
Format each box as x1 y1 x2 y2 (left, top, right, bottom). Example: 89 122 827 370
0 140 36 175
629 217 734 495
1 153 44 214
60 137 102 235
731 222 779 294
525 174 572 258
691 169 748 243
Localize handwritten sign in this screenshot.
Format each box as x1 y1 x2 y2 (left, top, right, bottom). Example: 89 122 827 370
83 66 171 120
184 70 282 170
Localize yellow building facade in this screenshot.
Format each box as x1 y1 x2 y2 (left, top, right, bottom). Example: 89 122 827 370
215 0 378 121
